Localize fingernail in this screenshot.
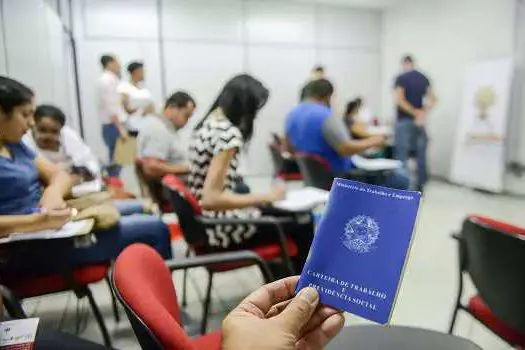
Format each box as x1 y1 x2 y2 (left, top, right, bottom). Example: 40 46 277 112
299 287 319 304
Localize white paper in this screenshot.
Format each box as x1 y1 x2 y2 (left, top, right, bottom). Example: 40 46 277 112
351 155 402 171
367 125 391 136
0 318 39 347
71 179 103 198
273 187 329 212
0 220 90 244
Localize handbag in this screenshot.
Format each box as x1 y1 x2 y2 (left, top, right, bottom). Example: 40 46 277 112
67 192 120 230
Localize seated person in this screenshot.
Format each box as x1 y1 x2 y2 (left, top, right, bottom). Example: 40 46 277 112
286 79 409 190
137 91 195 179
344 98 389 140
0 76 171 276
22 104 146 215
188 74 314 273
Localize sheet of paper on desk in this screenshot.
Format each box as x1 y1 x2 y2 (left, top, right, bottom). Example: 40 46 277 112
0 318 39 349
0 220 91 244
297 178 421 324
72 179 103 197
273 187 329 212
351 155 402 171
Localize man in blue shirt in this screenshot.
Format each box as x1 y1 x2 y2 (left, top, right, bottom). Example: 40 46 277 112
393 55 436 191
286 79 409 190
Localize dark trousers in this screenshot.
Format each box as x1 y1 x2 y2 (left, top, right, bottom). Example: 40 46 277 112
101 123 121 177
394 119 429 191
0 215 172 278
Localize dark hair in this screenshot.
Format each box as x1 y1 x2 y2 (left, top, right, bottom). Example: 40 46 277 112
313 65 324 73
307 79 333 100
199 74 269 142
127 61 144 74
0 76 34 116
403 55 414 64
345 98 363 116
100 55 116 68
164 91 196 110
34 104 66 127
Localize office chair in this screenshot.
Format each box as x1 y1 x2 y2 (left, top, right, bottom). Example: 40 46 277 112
449 215 525 347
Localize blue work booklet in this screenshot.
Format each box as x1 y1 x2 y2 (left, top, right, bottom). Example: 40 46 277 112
297 178 421 324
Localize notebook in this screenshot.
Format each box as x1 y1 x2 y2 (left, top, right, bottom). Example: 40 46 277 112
351 155 402 171
0 220 94 244
297 178 421 324
71 179 104 198
273 187 329 212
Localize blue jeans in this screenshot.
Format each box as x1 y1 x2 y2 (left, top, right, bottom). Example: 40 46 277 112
102 123 121 177
394 119 428 191
71 215 172 267
113 200 145 216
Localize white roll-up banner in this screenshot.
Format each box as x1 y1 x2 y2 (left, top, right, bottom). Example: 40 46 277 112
450 58 513 193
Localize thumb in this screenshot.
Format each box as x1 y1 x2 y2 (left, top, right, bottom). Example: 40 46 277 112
276 287 319 335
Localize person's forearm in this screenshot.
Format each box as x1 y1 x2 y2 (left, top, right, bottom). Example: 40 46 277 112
143 161 190 178
398 99 417 117
42 171 74 200
340 138 382 157
350 123 372 139
201 191 270 211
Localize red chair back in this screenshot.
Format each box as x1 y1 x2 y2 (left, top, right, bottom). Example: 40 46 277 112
113 244 194 350
461 216 525 333
295 152 334 190
162 175 207 247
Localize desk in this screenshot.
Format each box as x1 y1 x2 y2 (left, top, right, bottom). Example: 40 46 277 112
326 325 482 350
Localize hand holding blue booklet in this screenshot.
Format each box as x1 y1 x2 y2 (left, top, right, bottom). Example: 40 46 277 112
297 178 421 324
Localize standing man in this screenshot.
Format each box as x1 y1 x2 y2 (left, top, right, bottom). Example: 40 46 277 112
98 54 126 177
300 65 325 101
137 91 196 179
393 55 436 192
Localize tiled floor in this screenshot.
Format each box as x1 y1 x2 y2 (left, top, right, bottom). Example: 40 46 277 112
19 178 525 349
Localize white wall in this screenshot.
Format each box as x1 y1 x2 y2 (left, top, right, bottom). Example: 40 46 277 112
72 0 382 175
381 0 517 180
0 1 7 76
0 0 77 127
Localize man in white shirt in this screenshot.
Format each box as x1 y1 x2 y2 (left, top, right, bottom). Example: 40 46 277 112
98 54 126 176
118 61 155 133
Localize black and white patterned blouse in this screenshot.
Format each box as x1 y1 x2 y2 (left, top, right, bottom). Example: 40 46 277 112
188 112 259 248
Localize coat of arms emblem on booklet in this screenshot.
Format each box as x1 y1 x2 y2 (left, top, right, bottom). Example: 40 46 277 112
297 178 421 324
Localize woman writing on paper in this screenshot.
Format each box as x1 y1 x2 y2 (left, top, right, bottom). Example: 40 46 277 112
188 74 315 272
0 76 171 275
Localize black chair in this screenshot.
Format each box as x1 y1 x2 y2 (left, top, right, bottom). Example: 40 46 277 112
162 175 296 334
449 215 525 347
295 152 335 190
268 142 302 181
295 152 384 190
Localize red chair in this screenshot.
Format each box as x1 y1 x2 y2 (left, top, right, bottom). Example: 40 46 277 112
0 239 113 347
162 174 297 333
449 215 525 347
111 243 272 350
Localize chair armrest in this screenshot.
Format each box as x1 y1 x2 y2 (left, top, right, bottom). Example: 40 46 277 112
196 216 293 226
451 232 461 240
0 285 27 319
195 216 295 274
165 250 273 282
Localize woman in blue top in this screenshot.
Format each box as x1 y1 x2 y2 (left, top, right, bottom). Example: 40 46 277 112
0 76 171 275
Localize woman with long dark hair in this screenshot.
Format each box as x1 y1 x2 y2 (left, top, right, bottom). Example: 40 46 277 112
188 74 314 272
